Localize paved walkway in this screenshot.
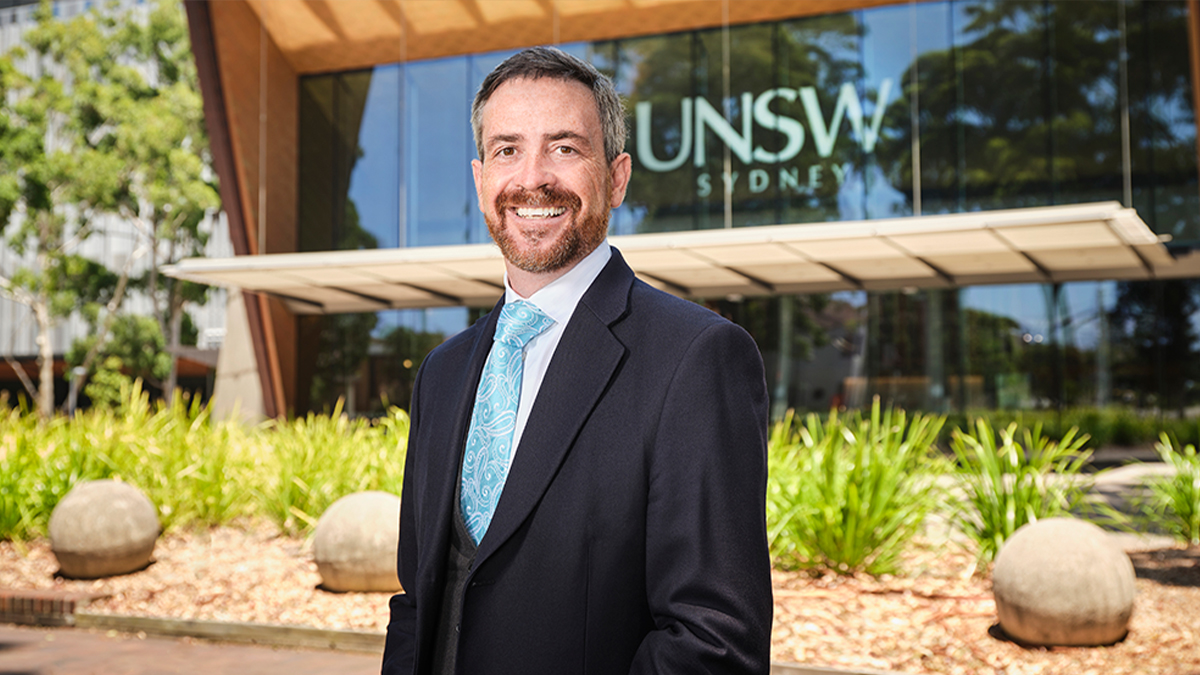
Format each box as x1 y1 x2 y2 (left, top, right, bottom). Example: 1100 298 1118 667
0 624 381 675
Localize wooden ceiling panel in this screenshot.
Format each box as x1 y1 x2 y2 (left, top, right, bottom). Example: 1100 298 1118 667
236 0 912 75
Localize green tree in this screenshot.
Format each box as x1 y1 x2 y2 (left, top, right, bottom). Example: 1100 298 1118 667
68 313 173 404
0 1 133 418
105 0 219 404
41 0 219 411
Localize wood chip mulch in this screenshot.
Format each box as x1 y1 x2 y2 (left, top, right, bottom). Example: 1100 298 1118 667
2 523 1198 674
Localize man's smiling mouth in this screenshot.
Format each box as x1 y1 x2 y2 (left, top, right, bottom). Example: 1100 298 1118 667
515 206 567 219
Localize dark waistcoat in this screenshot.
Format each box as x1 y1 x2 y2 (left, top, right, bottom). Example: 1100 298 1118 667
430 477 477 675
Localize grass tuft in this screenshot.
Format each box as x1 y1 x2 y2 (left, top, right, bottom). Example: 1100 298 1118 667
0 382 407 540
948 419 1100 563
1137 434 1200 545
767 398 947 576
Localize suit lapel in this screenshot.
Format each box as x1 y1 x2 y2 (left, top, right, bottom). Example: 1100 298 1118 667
474 252 634 564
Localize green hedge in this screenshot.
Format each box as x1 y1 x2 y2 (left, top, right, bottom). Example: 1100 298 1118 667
944 407 1200 450
4 388 1186 575
0 383 408 540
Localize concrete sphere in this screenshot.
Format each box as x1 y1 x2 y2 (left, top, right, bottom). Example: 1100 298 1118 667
993 517 1136 646
313 491 402 592
49 479 160 579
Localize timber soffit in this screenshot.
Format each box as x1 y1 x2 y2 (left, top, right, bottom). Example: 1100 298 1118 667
241 0 910 75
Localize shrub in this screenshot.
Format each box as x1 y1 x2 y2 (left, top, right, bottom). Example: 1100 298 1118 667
0 383 408 540
767 399 946 576
257 400 408 534
1137 434 1200 545
949 420 1099 563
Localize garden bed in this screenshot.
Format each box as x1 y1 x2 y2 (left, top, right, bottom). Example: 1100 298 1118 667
1 522 1196 674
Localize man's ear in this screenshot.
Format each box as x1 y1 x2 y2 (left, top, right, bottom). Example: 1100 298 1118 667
471 158 485 213
609 152 632 208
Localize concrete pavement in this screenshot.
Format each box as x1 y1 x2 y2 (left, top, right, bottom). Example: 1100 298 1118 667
0 623 381 675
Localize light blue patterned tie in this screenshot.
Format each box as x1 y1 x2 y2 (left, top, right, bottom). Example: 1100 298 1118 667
460 300 555 544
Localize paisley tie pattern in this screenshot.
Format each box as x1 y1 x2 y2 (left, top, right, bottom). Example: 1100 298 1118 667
460 300 555 544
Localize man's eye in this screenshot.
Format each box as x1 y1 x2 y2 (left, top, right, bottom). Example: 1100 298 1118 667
498 147 515 157
556 146 575 155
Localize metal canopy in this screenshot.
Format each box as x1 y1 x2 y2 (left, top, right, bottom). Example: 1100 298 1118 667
164 202 1175 315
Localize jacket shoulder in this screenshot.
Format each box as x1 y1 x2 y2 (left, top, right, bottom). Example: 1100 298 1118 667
627 278 738 333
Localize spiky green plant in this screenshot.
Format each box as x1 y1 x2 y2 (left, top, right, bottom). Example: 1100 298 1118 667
767 399 946 576
949 420 1096 563
256 400 409 534
0 383 408 540
1138 434 1200 545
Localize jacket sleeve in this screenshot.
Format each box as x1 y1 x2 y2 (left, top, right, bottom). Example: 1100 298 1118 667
629 321 774 675
381 364 425 675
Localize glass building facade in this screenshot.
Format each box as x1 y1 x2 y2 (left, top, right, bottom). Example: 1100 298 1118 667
293 0 1200 419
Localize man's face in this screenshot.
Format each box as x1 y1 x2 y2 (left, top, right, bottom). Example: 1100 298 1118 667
472 77 631 274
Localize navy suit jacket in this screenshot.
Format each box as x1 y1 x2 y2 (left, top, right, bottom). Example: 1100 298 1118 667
382 248 772 675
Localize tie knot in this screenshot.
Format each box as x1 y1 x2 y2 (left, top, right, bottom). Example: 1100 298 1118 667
495 300 554 348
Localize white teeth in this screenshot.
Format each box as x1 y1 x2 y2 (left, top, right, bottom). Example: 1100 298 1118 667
515 206 566 219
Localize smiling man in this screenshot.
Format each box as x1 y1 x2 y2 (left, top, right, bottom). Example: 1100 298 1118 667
382 47 772 675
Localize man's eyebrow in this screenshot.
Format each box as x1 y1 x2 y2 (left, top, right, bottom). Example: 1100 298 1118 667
486 133 523 147
485 130 592 148
547 131 590 144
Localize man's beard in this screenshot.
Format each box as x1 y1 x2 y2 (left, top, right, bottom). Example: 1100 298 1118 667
486 184 610 274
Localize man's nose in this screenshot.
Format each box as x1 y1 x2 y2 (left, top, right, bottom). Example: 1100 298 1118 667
514 152 556 191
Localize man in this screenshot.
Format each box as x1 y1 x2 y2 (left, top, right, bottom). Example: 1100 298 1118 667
382 47 772 675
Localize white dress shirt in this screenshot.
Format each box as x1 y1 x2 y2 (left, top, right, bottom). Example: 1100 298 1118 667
503 240 611 458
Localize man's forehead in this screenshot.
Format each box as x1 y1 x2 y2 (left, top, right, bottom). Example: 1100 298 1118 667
492 74 592 96
482 76 599 121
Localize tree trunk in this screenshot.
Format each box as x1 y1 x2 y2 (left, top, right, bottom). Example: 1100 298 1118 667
149 216 165 339
164 283 183 405
34 298 53 419
67 250 138 413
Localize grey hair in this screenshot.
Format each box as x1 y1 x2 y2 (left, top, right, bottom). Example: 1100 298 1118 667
471 47 627 164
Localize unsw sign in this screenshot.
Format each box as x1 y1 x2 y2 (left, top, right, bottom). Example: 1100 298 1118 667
634 80 893 197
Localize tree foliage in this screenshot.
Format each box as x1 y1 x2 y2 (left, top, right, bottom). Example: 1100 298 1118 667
0 0 136 417
90 0 219 404
0 0 219 417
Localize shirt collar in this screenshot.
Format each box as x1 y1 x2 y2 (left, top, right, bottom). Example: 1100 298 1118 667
504 240 612 326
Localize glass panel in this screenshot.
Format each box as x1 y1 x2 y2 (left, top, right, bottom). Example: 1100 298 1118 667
1127 0 1200 246
622 31 704 233
297 75 336 252
907 1 958 215
702 292 867 416
776 13 866 225
403 57 473 247
953 0 1054 211
959 284 1077 410
861 4 918 219
863 290 934 411
1048 1 1123 208
1109 279 1200 412
348 65 401 249
298 68 399 252
367 307 467 414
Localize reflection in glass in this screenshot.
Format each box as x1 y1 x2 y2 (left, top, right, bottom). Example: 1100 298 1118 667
1128 0 1200 246
288 1 1200 418
404 58 473 247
